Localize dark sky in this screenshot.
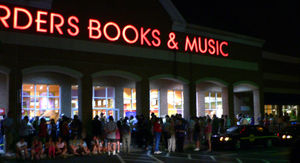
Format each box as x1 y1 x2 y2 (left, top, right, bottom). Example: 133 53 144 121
171 0 300 57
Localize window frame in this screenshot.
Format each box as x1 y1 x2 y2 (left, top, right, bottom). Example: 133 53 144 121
22 84 61 118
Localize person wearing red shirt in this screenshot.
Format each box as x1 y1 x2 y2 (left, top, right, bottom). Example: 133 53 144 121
153 118 162 154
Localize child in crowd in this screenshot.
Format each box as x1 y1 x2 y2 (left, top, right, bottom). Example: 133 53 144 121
99 139 106 154
91 136 100 154
69 135 81 155
16 137 29 160
79 138 90 155
47 137 56 159
31 137 43 160
56 137 68 157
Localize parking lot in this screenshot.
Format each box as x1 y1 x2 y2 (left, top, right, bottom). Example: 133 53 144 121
1 146 291 163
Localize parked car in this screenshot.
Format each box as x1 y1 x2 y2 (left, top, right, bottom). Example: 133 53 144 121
276 123 300 145
212 125 278 149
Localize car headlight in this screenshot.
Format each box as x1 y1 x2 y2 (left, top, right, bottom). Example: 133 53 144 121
282 135 286 139
224 137 230 141
287 135 292 139
220 137 224 141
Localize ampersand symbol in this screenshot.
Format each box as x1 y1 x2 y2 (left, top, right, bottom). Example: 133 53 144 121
167 32 179 50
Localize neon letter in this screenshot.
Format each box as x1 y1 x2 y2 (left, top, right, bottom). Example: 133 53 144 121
220 41 229 57
140 27 151 46
103 22 120 41
67 16 79 36
35 11 48 33
50 13 64 35
198 37 207 54
208 39 216 55
122 25 139 44
13 7 33 30
185 36 198 52
88 19 101 39
216 40 219 55
0 5 11 28
151 29 161 47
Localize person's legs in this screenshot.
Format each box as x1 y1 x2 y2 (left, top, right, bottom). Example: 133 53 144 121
62 147 67 155
107 141 111 155
168 138 171 152
122 137 127 153
31 150 35 160
178 136 184 152
208 138 212 152
127 134 131 153
171 135 176 152
154 132 161 152
117 140 120 153
112 141 116 155
5 132 13 153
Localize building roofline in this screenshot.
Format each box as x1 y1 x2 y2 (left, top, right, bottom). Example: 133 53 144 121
263 51 300 64
159 0 265 48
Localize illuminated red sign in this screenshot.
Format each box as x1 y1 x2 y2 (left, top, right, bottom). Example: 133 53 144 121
0 4 229 57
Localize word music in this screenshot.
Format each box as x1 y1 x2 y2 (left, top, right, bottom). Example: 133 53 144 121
0 4 229 57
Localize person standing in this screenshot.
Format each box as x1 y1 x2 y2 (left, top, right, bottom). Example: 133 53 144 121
121 119 131 154
163 116 171 151
48 119 57 141
69 115 82 138
224 115 231 129
92 115 102 137
168 118 176 153
105 116 117 156
3 111 15 154
205 118 212 152
19 116 32 147
175 119 186 152
32 116 39 136
38 118 48 144
212 115 219 135
193 118 201 151
153 118 162 154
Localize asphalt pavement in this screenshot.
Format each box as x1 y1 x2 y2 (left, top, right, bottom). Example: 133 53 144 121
1 146 291 163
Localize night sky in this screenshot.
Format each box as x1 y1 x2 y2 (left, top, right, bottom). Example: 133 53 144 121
172 0 300 57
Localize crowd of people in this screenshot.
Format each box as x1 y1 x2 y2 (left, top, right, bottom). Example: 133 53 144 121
0 110 295 160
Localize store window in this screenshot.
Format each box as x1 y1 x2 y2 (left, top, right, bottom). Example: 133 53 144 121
93 86 115 118
205 92 222 118
167 90 183 116
282 105 298 121
71 85 78 117
22 84 60 121
123 88 136 117
150 89 160 116
264 105 277 116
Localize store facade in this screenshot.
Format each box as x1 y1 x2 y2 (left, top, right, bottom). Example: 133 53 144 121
0 0 269 133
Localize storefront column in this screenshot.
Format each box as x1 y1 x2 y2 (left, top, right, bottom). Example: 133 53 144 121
136 79 150 118
297 105 300 121
227 85 234 123
278 105 283 117
222 87 229 117
8 68 22 126
234 94 241 118
61 82 72 118
115 86 124 119
253 89 261 125
78 75 93 138
185 82 196 118
160 88 168 117
197 89 205 117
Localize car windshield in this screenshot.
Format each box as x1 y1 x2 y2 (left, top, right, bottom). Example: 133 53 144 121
226 126 239 134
